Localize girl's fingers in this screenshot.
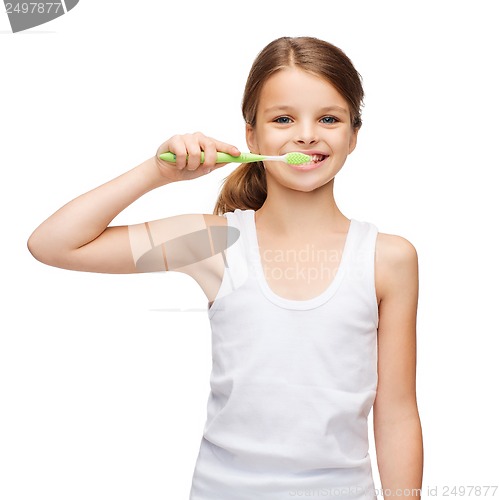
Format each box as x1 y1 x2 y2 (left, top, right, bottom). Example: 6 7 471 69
184 135 202 171
214 140 240 158
156 133 241 176
159 135 187 168
199 137 218 168
202 139 241 171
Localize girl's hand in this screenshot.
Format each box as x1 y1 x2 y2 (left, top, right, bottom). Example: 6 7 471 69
155 132 241 182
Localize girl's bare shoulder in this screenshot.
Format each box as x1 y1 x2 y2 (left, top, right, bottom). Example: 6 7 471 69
375 231 419 303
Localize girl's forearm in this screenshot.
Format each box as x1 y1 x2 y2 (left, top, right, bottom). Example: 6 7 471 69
27 157 170 254
374 415 424 499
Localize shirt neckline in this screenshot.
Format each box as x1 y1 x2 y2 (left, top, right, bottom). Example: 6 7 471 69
244 209 358 310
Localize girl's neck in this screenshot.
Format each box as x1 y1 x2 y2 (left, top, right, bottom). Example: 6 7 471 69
255 182 349 239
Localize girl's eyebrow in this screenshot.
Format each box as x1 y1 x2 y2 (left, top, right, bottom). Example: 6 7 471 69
263 104 348 115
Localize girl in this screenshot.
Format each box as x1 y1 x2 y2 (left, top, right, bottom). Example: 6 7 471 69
27 36 423 499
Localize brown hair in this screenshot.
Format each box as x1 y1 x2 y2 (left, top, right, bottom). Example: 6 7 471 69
212 36 364 215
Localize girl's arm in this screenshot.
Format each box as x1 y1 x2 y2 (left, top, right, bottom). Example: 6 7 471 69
27 133 240 274
27 157 168 272
373 234 423 499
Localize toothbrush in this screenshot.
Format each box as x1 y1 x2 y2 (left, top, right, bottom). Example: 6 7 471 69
158 151 311 165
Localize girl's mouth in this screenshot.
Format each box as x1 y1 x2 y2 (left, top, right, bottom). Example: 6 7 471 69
289 154 329 171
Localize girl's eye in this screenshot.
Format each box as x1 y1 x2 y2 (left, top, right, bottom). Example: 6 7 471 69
274 116 292 124
320 116 339 124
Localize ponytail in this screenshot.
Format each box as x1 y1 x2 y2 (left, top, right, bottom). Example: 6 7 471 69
213 161 267 215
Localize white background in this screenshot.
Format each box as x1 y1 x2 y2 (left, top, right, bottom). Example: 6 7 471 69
1 1 498 498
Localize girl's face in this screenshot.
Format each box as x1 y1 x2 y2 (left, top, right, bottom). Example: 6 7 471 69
246 67 359 192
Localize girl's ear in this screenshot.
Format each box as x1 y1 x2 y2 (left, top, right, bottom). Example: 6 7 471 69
246 123 258 153
348 127 359 154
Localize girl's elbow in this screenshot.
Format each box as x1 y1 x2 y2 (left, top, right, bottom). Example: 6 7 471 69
27 231 63 267
27 232 44 262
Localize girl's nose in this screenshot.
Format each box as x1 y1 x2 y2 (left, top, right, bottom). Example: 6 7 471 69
295 123 319 145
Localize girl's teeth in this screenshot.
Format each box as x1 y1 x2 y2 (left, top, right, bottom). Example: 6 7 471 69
294 154 327 166
310 154 325 163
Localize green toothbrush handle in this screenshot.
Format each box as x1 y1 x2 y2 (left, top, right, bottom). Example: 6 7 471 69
158 152 265 164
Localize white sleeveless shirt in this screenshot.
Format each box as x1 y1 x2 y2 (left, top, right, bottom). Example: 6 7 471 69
189 209 379 500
